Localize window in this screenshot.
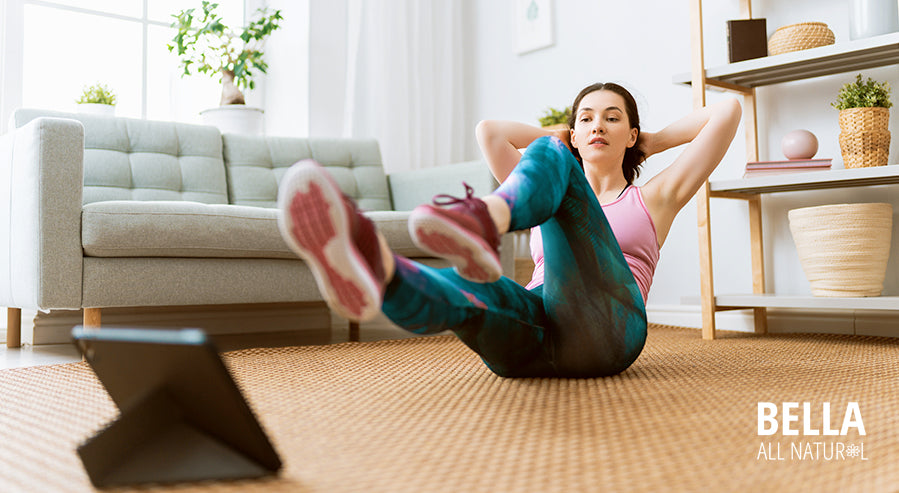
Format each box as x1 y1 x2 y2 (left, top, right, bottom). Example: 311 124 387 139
15 0 245 123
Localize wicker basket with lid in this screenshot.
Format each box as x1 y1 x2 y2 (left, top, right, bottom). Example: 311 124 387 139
768 22 835 55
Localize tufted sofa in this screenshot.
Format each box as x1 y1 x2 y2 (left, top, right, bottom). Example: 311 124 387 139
0 109 512 347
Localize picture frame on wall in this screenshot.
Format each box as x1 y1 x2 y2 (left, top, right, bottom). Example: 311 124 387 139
515 0 554 54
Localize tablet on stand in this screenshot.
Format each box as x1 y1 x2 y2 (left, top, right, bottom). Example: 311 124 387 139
72 327 282 487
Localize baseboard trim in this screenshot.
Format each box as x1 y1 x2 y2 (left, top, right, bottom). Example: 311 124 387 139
21 302 892 346
335 304 899 338
29 303 332 345
647 304 898 337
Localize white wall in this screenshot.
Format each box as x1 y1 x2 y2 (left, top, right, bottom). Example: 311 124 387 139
261 0 310 137
307 0 348 137
262 0 349 138
469 0 899 324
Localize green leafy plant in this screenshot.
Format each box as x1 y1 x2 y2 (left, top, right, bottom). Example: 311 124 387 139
76 83 117 105
168 1 283 105
538 106 571 127
832 74 893 110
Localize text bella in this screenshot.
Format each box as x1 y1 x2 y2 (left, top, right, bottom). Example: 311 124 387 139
757 402 865 436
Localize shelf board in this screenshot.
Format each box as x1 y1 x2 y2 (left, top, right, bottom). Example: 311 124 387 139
674 32 899 89
709 164 899 195
684 294 899 311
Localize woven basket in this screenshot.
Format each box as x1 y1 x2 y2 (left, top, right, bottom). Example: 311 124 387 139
768 22 835 55
789 203 893 297
838 107 891 168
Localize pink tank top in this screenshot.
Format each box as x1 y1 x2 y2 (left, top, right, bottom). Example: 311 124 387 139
525 185 660 301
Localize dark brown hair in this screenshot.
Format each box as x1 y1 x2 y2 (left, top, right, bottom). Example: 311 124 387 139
566 82 645 184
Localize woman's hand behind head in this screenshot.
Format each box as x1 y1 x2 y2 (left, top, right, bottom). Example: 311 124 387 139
636 131 656 159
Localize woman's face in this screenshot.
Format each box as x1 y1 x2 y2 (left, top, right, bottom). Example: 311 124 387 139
570 90 638 167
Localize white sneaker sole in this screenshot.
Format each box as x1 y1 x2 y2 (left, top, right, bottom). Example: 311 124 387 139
277 160 381 322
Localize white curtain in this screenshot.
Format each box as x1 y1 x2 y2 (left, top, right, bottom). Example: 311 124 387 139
344 0 469 173
0 0 21 134
0 0 5 124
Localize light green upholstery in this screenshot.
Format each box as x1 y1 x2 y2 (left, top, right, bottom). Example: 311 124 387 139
0 109 513 315
12 109 227 205
389 160 498 211
222 134 391 211
0 117 83 310
81 202 426 259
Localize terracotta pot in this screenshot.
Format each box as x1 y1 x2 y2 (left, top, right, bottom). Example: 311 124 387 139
838 107 891 168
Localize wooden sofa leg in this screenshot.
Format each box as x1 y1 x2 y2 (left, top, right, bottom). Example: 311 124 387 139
6 308 22 348
84 308 101 329
349 321 360 342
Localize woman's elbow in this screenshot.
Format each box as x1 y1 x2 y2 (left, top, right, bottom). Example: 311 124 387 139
475 120 497 144
722 98 742 122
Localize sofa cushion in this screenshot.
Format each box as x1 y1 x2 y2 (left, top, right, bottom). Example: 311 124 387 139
222 135 392 211
82 201 425 259
12 109 228 205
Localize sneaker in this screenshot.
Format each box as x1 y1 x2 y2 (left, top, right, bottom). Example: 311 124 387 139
409 183 502 283
277 160 385 322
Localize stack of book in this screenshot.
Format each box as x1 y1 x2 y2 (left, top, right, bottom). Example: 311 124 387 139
743 158 832 178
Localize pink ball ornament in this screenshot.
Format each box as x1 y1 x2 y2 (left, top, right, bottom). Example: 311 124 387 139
781 130 818 160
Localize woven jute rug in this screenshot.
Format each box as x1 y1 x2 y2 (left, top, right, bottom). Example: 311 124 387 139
1 324 898 492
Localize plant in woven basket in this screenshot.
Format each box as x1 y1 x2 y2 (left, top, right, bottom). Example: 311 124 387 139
832 74 893 110
538 106 571 130
168 2 283 106
833 74 893 168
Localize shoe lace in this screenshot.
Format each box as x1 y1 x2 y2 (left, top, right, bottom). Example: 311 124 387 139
432 182 476 207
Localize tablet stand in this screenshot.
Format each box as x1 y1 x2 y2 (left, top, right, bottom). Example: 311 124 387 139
78 388 270 487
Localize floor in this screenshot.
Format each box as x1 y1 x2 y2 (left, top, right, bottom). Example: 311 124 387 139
0 325 425 370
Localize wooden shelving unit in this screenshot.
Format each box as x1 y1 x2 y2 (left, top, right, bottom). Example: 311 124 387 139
686 294 899 311
675 32 899 89
709 165 899 195
684 0 899 339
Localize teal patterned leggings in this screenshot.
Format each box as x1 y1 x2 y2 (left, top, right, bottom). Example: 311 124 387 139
382 136 647 377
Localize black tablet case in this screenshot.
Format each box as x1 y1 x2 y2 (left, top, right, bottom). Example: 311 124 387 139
72 327 282 487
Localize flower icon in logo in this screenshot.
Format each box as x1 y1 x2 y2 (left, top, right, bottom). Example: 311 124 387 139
846 444 861 458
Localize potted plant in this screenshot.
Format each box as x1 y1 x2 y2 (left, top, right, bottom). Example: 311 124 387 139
832 74 893 168
168 1 283 134
76 83 117 117
538 106 571 131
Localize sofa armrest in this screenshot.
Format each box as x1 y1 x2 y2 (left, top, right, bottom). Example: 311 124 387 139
0 117 84 310
387 160 514 277
387 160 497 212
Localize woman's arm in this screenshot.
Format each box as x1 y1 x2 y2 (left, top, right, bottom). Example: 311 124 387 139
638 98 741 247
642 98 742 210
476 120 567 182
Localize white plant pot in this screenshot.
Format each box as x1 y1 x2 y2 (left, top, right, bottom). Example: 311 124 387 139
200 105 264 135
76 103 115 117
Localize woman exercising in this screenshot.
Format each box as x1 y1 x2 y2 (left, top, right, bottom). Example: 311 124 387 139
277 82 741 378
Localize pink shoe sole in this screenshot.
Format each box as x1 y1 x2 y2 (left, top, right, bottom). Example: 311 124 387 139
277 161 381 322
409 207 502 283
